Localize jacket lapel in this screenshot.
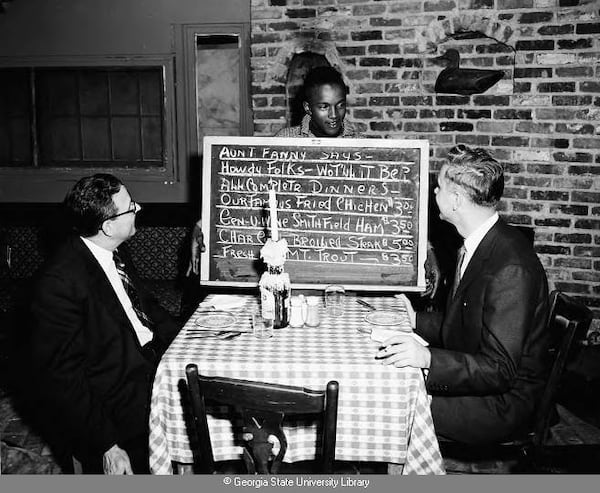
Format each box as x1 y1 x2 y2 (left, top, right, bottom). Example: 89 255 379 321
446 220 503 309
72 237 143 347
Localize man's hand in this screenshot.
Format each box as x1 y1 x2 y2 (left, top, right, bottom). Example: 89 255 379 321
102 444 133 474
422 243 441 299
376 334 431 369
187 220 205 276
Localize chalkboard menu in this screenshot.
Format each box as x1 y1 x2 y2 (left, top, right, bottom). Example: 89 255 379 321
200 136 429 291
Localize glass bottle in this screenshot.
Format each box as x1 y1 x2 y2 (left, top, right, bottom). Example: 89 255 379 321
259 265 291 329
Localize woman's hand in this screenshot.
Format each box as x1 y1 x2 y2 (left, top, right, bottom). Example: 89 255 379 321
187 220 205 276
422 242 441 299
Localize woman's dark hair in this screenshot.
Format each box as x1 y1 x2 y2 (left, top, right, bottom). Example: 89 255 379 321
63 174 123 237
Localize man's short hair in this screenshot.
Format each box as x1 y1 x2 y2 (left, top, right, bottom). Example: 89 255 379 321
443 144 504 207
303 66 348 101
64 173 123 237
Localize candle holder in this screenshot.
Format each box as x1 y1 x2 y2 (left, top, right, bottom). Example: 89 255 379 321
258 189 291 329
259 238 291 329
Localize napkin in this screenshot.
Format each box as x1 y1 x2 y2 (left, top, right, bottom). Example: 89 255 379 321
370 327 429 346
210 294 248 310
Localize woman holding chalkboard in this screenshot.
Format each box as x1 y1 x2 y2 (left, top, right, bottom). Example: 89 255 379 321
186 66 441 304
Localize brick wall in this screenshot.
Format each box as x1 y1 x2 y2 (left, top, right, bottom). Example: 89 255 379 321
249 0 600 323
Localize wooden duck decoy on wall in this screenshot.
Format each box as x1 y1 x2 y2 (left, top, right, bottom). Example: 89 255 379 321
434 49 504 96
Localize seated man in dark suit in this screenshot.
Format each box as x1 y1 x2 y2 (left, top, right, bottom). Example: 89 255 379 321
28 174 180 473
377 145 550 444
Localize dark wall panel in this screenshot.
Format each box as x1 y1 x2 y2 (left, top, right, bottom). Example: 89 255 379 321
0 0 250 57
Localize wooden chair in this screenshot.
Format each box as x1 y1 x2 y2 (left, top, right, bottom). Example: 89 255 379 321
440 290 593 473
184 363 339 474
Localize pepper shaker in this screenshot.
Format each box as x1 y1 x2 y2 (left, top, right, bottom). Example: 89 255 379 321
289 296 305 327
304 296 321 327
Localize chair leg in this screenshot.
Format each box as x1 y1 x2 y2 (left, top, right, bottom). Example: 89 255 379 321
72 456 83 474
175 463 194 475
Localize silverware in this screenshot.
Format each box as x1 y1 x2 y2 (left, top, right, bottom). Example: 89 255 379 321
186 331 242 340
356 299 377 311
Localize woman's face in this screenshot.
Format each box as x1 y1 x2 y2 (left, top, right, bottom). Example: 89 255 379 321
303 83 347 137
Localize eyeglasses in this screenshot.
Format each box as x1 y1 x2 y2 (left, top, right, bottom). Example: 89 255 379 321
104 201 140 221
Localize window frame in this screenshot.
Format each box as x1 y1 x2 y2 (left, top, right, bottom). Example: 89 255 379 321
175 23 253 161
0 54 179 202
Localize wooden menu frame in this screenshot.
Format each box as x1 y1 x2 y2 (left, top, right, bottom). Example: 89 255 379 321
199 136 429 291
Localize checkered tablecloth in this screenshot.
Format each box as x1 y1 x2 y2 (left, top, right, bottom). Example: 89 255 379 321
149 294 445 475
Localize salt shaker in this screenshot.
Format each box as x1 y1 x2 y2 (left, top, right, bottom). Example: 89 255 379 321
299 294 307 323
289 296 305 327
304 296 321 327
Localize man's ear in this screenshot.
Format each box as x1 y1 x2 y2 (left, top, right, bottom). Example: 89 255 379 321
302 101 311 115
100 219 112 237
452 188 465 211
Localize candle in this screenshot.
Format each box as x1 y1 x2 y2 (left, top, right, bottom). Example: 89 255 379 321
268 188 279 241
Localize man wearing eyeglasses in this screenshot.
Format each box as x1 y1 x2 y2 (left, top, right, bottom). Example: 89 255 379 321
28 173 180 474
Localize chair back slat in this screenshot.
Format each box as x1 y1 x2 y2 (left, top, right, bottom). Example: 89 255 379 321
198 375 328 414
185 364 216 473
185 364 339 474
533 290 593 448
322 380 340 473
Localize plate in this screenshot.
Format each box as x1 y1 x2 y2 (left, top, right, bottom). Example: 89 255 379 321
194 310 237 330
365 310 410 328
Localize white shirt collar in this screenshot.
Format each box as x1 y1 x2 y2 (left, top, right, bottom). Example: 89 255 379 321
463 212 499 255
80 236 153 346
81 236 114 268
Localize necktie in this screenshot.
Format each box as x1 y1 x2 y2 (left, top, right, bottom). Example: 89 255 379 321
451 245 466 299
113 249 154 331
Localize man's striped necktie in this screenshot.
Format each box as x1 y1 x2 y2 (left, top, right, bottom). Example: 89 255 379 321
113 249 154 331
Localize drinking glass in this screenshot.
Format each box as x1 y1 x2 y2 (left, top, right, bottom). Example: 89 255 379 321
252 311 274 339
325 285 345 317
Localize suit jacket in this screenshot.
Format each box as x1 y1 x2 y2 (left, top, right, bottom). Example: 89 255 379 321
416 219 550 443
28 235 180 462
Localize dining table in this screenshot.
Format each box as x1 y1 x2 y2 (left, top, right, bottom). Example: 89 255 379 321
148 293 445 475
